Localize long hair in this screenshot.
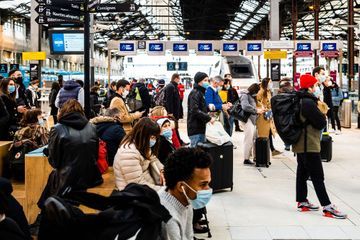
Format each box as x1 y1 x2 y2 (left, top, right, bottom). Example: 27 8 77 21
121 117 160 159
20 109 42 126
51 81 60 92
0 78 16 101
261 78 271 99
248 83 260 96
58 99 85 120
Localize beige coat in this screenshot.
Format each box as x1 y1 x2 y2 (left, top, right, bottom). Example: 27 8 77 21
256 89 276 138
110 96 137 134
113 143 163 191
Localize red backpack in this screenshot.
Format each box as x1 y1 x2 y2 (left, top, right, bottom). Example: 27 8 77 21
97 139 109 174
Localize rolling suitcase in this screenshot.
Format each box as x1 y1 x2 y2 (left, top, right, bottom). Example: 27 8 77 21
255 138 270 168
197 141 233 192
321 134 332 162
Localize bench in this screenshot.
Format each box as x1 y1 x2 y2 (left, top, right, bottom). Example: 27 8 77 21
13 147 115 223
0 141 12 176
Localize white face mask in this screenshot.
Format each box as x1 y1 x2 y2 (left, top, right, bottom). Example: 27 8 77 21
319 75 327 83
327 81 333 87
122 89 129 98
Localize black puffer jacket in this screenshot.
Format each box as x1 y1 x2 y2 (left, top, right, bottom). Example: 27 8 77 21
164 81 181 120
187 84 212 136
46 112 103 195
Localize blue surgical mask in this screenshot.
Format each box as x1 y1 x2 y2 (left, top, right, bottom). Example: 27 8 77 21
201 82 209 89
149 139 157 148
8 85 16 94
313 86 322 98
161 129 172 140
182 182 213 210
38 119 44 126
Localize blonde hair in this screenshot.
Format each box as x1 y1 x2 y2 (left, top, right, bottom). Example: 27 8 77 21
150 106 167 117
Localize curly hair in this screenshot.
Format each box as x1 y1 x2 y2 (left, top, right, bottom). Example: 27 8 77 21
164 148 212 190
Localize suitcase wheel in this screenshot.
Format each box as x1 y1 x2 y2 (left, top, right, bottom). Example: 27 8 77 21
266 165 269 168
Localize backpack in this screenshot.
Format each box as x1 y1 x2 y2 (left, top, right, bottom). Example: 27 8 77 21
9 139 38 181
127 87 143 112
97 139 109 174
154 87 166 106
271 91 307 145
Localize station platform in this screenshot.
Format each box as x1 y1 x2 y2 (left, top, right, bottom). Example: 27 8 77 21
178 122 360 240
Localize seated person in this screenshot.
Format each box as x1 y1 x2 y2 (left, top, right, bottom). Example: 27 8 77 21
114 117 164 191
0 177 31 240
159 148 212 240
150 106 181 149
155 118 176 165
90 108 126 166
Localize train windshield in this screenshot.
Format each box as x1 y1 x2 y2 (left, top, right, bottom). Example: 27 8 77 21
230 65 254 78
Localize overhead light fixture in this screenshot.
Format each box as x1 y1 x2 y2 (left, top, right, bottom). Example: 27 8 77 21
308 5 315 11
185 31 190 35
219 29 224 33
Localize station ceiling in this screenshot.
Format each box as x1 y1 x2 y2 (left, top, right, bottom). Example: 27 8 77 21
0 0 359 50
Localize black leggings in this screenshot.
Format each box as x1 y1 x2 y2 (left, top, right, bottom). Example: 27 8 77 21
327 107 336 131
332 106 341 131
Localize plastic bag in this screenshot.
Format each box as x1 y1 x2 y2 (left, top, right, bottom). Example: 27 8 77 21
205 121 232 146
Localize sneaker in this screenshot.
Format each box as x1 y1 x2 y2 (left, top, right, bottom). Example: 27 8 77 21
323 205 347 219
243 159 254 165
329 129 336 133
233 145 237 149
272 150 282 156
297 201 320 212
335 130 341 135
285 146 291 151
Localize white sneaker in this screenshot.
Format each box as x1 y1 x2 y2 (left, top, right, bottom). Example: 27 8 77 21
335 130 341 135
329 129 336 133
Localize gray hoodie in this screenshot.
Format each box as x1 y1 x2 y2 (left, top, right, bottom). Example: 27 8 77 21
239 90 257 124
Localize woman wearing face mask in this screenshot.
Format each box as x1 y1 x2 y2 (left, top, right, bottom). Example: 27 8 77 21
240 83 264 165
0 78 20 140
25 77 41 109
114 117 164 191
155 118 176 165
256 78 281 156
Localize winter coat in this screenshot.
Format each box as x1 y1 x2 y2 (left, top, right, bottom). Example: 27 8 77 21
13 124 49 147
164 81 181 120
205 86 223 111
103 88 116 108
55 80 83 108
90 92 101 115
113 143 163 191
239 91 257 125
178 83 185 100
292 91 327 153
49 88 59 116
256 88 276 138
0 96 10 140
42 112 103 201
331 87 343 107
90 116 125 166
187 84 212 136
110 93 138 134
156 136 176 165
322 84 333 109
0 94 18 140
133 82 151 115
25 86 40 108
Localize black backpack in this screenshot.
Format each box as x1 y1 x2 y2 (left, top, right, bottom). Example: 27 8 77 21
271 91 308 145
154 88 166 107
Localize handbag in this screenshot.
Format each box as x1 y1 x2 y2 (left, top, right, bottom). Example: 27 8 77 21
205 121 231 146
229 100 251 123
149 160 161 185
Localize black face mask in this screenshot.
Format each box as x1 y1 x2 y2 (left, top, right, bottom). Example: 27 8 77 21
15 77 23 85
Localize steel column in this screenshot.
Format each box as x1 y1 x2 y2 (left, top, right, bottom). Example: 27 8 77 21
314 0 320 67
84 0 91 118
348 0 355 91
292 0 298 83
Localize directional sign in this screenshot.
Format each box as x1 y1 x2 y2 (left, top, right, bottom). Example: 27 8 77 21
322 43 337 51
247 43 262 52
198 43 213 52
120 43 135 52
41 8 82 21
36 16 81 24
30 64 40 81
90 2 138 13
36 0 83 5
223 43 238 52
173 43 188 52
149 43 164 52
35 4 83 14
271 63 281 81
167 62 187 71
10 64 19 71
0 64 8 74
264 51 287 60
23 52 46 61
297 43 312 51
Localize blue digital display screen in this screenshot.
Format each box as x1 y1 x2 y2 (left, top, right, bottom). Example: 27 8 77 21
149 43 164 52
322 43 337 51
173 43 188 52
50 31 84 54
297 43 312 51
223 43 238 52
120 43 135 52
198 43 213 52
247 43 262 52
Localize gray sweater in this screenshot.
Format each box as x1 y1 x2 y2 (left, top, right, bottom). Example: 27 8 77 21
158 188 194 240
240 91 257 124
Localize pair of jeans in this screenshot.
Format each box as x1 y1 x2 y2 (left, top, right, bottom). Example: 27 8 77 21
189 134 206 148
296 152 331 206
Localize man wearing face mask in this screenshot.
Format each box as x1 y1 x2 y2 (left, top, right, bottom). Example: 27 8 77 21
312 67 329 116
159 147 212 240
110 80 143 134
8 69 29 110
187 72 214 148
292 75 347 219
25 77 41 108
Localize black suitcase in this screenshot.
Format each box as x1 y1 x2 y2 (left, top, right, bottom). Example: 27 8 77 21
198 142 233 192
255 138 270 168
321 134 332 162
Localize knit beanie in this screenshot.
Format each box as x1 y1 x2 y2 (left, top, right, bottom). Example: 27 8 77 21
194 72 208 84
300 74 318 89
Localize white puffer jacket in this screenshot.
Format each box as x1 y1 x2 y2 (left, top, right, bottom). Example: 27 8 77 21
113 143 163 191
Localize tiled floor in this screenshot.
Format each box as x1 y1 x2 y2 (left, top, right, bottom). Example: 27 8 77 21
178 121 360 240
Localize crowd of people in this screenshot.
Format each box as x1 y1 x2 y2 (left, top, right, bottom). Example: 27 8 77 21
0 67 348 240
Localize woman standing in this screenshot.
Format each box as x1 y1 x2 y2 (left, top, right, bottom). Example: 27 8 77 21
114 117 164 191
330 80 343 134
48 81 60 124
240 83 263 165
